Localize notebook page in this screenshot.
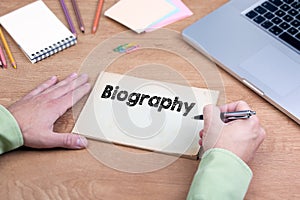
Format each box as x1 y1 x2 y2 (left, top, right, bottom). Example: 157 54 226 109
73 72 219 157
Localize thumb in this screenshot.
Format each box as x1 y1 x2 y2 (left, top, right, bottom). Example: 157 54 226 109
47 132 88 149
202 104 224 151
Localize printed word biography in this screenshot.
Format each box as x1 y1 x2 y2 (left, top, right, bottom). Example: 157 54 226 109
101 84 196 116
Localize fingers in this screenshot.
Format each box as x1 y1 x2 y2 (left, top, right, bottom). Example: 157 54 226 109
47 133 88 149
23 73 88 101
239 114 266 141
219 100 251 113
258 126 266 144
44 73 78 94
45 73 89 99
203 104 222 132
199 129 204 146
201 104 224 151
51 82 91 119
23 76 58 100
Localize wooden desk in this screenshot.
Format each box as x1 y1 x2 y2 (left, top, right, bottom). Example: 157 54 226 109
0 0 299 199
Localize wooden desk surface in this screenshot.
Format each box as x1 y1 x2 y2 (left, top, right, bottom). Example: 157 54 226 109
0 0 299 199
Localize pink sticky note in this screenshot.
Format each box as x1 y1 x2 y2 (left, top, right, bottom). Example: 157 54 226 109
146 0 193 32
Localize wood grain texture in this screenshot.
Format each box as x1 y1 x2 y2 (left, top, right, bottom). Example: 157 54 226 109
0 0 299 199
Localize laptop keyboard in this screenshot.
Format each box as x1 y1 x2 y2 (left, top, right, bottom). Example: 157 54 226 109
243 0 300 53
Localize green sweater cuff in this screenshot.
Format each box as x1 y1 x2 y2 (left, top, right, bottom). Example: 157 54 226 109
187 148 253 200
0 105 24 154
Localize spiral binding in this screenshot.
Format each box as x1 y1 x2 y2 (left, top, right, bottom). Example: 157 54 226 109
30 35 77 63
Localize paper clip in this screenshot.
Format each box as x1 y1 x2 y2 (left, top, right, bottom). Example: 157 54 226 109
114 43 140 53
125 44 140 53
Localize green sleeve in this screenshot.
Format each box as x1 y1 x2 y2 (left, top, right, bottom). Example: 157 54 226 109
187 148 253 200
0 105 23 154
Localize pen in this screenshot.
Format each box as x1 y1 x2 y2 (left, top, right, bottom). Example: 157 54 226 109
0 27 16 69
193 110 256 121
92 0 104 34
71 0 85 33
59 0 77 36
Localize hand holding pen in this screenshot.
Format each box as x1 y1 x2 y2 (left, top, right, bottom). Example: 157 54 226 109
193 110 256 122
198 101 266 164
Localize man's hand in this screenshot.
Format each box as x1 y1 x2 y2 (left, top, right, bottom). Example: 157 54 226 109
8 73 91 149
199 101 266 164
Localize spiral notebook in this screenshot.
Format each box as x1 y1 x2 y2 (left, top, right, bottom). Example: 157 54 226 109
0 0 76 63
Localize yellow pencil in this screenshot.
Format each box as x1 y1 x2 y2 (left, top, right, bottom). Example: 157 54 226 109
0 27 17 69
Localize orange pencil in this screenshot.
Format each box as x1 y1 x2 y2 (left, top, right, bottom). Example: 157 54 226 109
92 0 104 34
0 27 16 69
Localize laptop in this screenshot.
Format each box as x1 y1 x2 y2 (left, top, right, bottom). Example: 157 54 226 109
182 0 300 124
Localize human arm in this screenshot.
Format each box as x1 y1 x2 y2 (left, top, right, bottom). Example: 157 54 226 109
0 105 23 154
187 101 266 200
0 73 90 155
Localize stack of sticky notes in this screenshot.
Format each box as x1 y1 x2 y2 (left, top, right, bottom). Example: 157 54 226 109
104 0 193 34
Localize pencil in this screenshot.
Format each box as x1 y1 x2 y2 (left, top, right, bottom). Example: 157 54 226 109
59 0 77 36
0 27 16 69
71 0 85 33
0 44 7 68
92 0 104 34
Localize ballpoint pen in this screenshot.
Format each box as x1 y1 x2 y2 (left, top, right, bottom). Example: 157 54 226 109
193 110 256 122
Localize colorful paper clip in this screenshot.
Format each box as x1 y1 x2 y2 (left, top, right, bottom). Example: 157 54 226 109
114 43 140 53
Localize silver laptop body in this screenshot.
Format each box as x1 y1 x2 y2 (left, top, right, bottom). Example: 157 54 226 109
182 0 300 124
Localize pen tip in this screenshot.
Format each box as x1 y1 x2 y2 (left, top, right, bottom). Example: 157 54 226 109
192 115 204 120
